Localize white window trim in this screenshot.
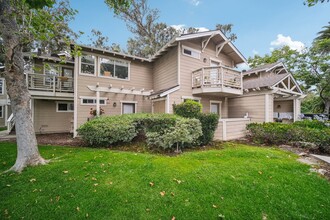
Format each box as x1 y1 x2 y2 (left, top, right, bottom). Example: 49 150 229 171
120 101 137 115
181 96 201 103
80 96 107 106
0 78 4 95
209 58 222 66
182 45 201 60
210 100 222 117
79 53 97 77
0 106 3 118
56 102 74 112
98 56 131 81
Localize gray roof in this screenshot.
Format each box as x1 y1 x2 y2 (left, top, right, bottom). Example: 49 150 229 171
243 62 282 75
150 85 179 97
243 73 289 90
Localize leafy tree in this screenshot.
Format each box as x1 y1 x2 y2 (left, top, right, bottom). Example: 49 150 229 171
315 22 330 54
304 0 329 6
88 29 122 52
0 0 130 172
215 23 237 42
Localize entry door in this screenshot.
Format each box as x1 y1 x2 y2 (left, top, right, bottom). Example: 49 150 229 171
210 60 220 84
122 103 136 114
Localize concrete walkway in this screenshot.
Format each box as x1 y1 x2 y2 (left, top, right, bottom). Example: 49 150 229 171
0 130 16 141
311 154 330 165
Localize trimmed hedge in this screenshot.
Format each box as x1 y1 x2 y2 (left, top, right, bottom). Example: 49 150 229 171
246 121 330 153
77 113 202 150
173 100 219 145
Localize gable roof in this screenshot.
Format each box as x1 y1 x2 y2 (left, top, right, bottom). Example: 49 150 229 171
150 30 247 64
243 62 284 75
243 73 290 90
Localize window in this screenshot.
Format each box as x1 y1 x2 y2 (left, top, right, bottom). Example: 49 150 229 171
81 98 106 105
210 101 221 116
122 102 136 114
0 79 4 95
182 46 201 59
99 57 129 80
81 54 96 75
182 96 201 103
44 64 60 85
0 106 3 118
57 102 74 112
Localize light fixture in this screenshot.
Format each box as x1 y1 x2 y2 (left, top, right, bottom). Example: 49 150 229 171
113 102 117 107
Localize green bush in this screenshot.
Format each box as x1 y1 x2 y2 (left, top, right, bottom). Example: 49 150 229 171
173 100 219 145
77 113 202 150
196 113 220 145
293 120 328 130
173 100 202 118
146 118 202 150
246 122 330 153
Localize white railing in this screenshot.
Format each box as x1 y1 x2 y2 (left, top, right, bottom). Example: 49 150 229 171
192 66 242 90
26 73 74 93
274 112 294 120
7 113 14 134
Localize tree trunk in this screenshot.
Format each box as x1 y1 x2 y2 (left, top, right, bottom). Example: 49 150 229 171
324 100 330 115
0 0 47 172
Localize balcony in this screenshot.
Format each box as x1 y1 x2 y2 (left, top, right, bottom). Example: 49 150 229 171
26 73 74 98
192 66 243 95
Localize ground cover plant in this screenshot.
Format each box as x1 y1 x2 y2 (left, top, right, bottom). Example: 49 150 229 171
1 142 330 219
247 120 330 154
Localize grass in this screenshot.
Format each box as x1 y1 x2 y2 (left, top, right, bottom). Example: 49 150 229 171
0 142 330 219
0 127 7 132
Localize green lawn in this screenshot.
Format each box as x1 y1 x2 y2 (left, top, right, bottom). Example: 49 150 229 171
0 142 329 219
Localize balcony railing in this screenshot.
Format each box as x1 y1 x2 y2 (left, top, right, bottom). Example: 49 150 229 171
26 73 74 93
192 66 242 92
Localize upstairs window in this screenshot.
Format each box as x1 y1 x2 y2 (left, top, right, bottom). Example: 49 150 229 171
81 98 106 105
81 54 96 75
0 79 4 95
182 46 201 59
99 57 129 80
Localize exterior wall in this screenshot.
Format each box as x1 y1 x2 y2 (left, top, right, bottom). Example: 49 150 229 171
274 100 293 112
34 99 73 133
153 99 166 113
0 77 10 127
228 94 266 122
75 51 153 130
214 118 251 141
153 47 178 91
169 39 237 113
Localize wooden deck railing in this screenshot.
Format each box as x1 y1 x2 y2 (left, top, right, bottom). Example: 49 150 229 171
26 73 74 93
192 66 242 90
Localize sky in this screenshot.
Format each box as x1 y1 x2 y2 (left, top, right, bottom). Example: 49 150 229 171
69 0 330 60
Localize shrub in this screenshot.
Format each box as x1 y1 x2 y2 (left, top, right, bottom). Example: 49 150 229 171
173 100 219 145
293 120 328 130
246 122 330 153
146 118 202 150
196 113 220 145
173 100 202 118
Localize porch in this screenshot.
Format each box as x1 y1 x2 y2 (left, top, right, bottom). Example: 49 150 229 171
192 66 243 96
214 118 251 141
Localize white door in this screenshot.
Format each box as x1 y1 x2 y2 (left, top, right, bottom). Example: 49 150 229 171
122 103 136 114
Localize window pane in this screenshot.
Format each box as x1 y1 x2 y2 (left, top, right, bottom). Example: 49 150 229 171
0 106 3 117
0 79 3 95
81 55 95 64
68 103 74 111
211 103 219 114
99 100 105 104
115 65 128 79
100 58 114 77
81 64 95 75
123 103 135 114
183 49 192 56
58 103 68 111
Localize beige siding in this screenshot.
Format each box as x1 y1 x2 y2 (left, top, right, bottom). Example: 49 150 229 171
34 99 73 133
228 95 265 122
153 47 178 91
214 121 223 140
76 52 153 129
274 100 293 112
153 100 166 113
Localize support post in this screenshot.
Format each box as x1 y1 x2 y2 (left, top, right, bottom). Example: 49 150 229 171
96 90 100 116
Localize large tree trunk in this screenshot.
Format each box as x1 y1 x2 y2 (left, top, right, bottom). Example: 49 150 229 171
324 100 330 115
0 0 47 172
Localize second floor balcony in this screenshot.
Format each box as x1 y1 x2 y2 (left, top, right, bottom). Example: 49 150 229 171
26 73 74 98
192 66 243 95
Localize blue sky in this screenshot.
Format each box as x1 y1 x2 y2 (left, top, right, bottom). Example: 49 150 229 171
69 0 330 59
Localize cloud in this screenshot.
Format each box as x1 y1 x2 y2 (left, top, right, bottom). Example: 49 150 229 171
189 0 201 6
196 27 209 32
170 24 209 33
237 63 250 71
252 49 259 55
270 34 305 52
171 24 186 31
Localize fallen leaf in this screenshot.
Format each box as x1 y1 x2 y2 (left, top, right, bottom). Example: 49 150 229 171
76 207 80 212
160 191 166 196
173 178 182 184
220 196 224 200
93 183 98 187
109 182 113 185
30 178 36 182
262 213 268 220
63 171 69 174
6 184 11 187
171 192 175 196
146 208 150 212
56 196 60 202
213 204 218 208
149 182 154 187
172 216 175 220
92 177 97 181
86 213 89 218
258 171 263 175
